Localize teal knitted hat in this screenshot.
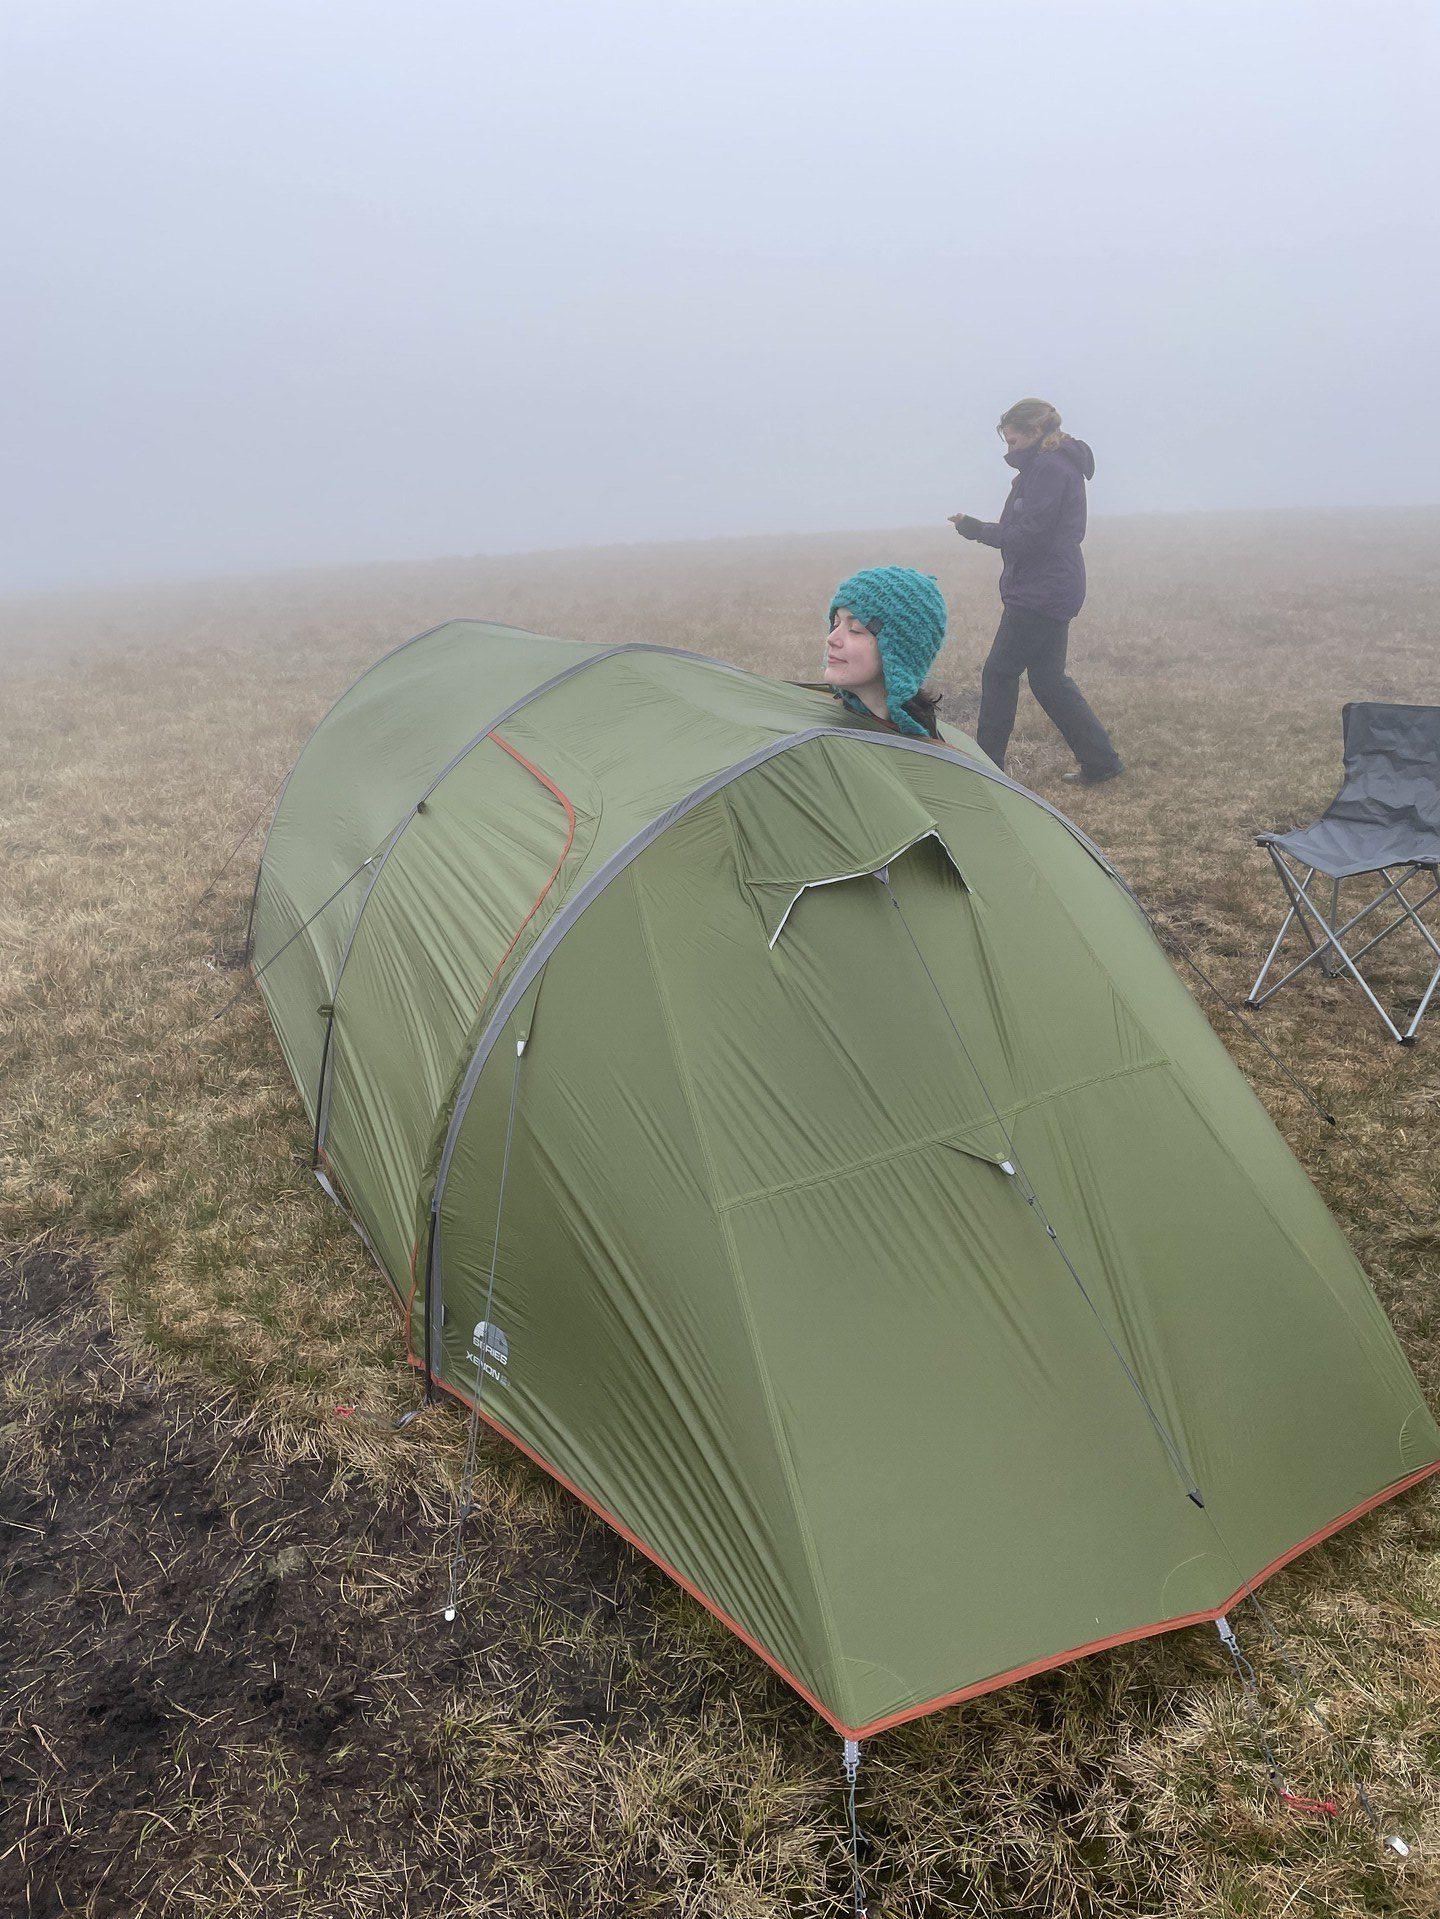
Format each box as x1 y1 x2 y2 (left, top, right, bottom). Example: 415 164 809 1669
827 567 948 738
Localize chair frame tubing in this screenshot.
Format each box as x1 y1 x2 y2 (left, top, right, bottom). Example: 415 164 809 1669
1245 848 1440 1044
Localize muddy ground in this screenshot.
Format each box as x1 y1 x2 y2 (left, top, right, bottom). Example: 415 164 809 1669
0 1247 801 1918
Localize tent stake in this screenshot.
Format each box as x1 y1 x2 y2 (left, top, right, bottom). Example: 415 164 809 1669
842 1737 866 1916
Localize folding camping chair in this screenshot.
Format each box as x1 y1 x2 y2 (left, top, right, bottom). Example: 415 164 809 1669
1245 702 1440 1045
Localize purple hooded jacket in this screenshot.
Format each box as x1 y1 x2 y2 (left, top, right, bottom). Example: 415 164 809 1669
956 436 1095 623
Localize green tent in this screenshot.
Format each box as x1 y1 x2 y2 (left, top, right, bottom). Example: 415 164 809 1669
250 620 1440 1739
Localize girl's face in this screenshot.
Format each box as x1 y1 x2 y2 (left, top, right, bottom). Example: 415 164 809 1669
1001 423 1042 454
824 607 884 691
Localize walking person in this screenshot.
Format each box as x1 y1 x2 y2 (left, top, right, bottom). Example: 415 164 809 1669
951 399 1122 784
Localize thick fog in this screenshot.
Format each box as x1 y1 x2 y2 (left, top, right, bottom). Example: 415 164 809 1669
4 1 1437 592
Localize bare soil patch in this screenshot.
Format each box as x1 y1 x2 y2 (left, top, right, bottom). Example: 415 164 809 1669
2 1247 794 1918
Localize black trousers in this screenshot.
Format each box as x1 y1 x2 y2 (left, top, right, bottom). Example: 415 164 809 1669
976 606 1120 774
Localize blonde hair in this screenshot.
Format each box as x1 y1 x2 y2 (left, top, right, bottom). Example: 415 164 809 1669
998 397 1065 453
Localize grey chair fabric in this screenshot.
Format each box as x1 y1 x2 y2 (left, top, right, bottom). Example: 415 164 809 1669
1260 702 1440 879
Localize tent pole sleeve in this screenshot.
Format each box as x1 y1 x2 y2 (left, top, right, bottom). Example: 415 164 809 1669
421 1201 439 1404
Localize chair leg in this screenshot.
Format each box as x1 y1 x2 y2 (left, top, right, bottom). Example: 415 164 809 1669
1320 877 1344 977
1383 869 1440 963
1403 954 1440 1043
1249 851 1440 1042
1249 857 1356 1006
1283 865 1409 1042
1246 858 1316 1005
1385 868 1440 1043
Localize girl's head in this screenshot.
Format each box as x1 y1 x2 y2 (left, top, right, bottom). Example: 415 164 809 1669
824 567 947 739
998 397 1064 455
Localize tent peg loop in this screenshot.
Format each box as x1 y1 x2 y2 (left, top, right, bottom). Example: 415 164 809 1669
841 1738 866 1916
1216 1613 1291 1804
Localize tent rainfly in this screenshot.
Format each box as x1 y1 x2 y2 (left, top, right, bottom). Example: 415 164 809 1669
249 621 1440 1739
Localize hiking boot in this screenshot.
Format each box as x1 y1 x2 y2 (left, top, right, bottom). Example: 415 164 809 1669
1063 762 1124 786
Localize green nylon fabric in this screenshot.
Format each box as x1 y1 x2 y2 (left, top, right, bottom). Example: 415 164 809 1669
254 620 1440 1735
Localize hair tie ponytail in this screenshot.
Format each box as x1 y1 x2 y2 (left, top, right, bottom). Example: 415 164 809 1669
999 397 1065 452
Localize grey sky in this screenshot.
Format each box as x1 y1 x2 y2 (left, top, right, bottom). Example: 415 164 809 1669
4 0 1437 592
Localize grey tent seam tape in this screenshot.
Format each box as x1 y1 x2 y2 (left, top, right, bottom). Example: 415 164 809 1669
420 1206 438 1403
426 965 548 1382
311 1009 338 1168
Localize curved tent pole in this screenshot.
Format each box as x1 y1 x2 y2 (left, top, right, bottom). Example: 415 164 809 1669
420 1205 438 1403
444 1031 527 1618
266 644 1331 1375
428 724 1143 1224
422 724 1159 1377
424 722 1338 1386
419 714 1334 1230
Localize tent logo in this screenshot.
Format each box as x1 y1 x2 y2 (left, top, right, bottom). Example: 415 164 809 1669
469 1319 510 1385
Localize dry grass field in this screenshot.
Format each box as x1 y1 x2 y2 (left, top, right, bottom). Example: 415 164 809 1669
2 508 1438 1918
